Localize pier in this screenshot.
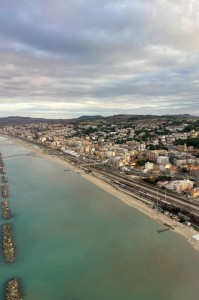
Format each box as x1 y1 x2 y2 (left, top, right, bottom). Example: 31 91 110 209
157 223 175 233
1 201 11 219
5 278 23 300
2 153 33 159
2 224 15 262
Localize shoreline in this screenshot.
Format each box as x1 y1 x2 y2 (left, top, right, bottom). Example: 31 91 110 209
1 136 199 252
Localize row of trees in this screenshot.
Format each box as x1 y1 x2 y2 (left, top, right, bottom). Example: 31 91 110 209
175 137 199 149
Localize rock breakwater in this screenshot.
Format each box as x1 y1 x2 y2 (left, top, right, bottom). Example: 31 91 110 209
1 184 8 198
1 201 11 219
2 175 8 183
6 278 23 300
0 166 6 174
2 224 15 263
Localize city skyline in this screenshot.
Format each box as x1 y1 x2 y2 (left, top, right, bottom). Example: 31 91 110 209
0 0 199 118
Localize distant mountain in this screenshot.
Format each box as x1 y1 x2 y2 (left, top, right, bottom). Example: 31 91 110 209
162 114 193 118
0 115 105 126
75 115 104 121
0 116 46 125
73 113 199 125
0 114 198 126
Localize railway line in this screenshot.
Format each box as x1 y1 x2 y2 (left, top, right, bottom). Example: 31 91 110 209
97 170 199 210
91 170 199 228
101 168 199 205
57 153 199 222
39 150 199 224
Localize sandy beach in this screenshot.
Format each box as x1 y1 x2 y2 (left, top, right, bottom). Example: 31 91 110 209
2 136 199 252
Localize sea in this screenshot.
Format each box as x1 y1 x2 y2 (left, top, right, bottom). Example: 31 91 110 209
1 137 199 300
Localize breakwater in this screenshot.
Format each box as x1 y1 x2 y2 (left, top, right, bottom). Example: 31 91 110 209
2 224 15 262
1 200 11 219
6 278 23 300
0 166 6 174
0 150 23 299
2 184 8 198
0 153 5 166
2 175 8 183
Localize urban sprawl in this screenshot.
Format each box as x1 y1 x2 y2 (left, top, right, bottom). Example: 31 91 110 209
1 115 199 230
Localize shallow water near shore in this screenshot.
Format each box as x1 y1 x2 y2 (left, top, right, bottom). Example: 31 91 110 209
1 138 199 300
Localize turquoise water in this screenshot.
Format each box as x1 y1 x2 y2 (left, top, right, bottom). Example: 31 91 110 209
1 138 199 300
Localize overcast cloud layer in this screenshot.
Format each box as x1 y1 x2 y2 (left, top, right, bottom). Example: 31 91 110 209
0 0 199 118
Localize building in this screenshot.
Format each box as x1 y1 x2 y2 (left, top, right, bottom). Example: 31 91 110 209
177 143 187 152
159 163 171 172
111 157 124 169
146 150 159 161
191 188 199 199
169 179 194 194
166 165 177 176
157 156 169 165
173 157 187 167
190 166 199 178
145 162 154 171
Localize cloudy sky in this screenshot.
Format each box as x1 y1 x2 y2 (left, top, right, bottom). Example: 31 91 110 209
0 0 199 118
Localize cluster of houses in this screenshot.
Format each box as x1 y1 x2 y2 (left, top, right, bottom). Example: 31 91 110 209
1 119 199 199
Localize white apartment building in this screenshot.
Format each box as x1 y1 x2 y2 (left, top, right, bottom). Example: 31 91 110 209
157 156 169 165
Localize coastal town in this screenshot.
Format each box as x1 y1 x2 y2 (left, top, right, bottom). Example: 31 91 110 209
1 115 199 230
0 114 199 298
1 115 199 200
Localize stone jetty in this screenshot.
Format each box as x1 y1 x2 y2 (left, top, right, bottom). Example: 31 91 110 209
6 278 23 300
1 201 11 219
0 154 5 167
2 224 15 262
0 166 6 174
2 175 8 183
0 160 5 167
1 184 8 198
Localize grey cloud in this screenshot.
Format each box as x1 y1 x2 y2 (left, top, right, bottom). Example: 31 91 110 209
0 0 199 117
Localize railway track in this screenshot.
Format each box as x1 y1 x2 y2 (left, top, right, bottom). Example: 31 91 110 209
92 170 199 220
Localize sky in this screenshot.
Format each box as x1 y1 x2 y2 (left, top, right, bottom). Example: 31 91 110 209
0 0 199 118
